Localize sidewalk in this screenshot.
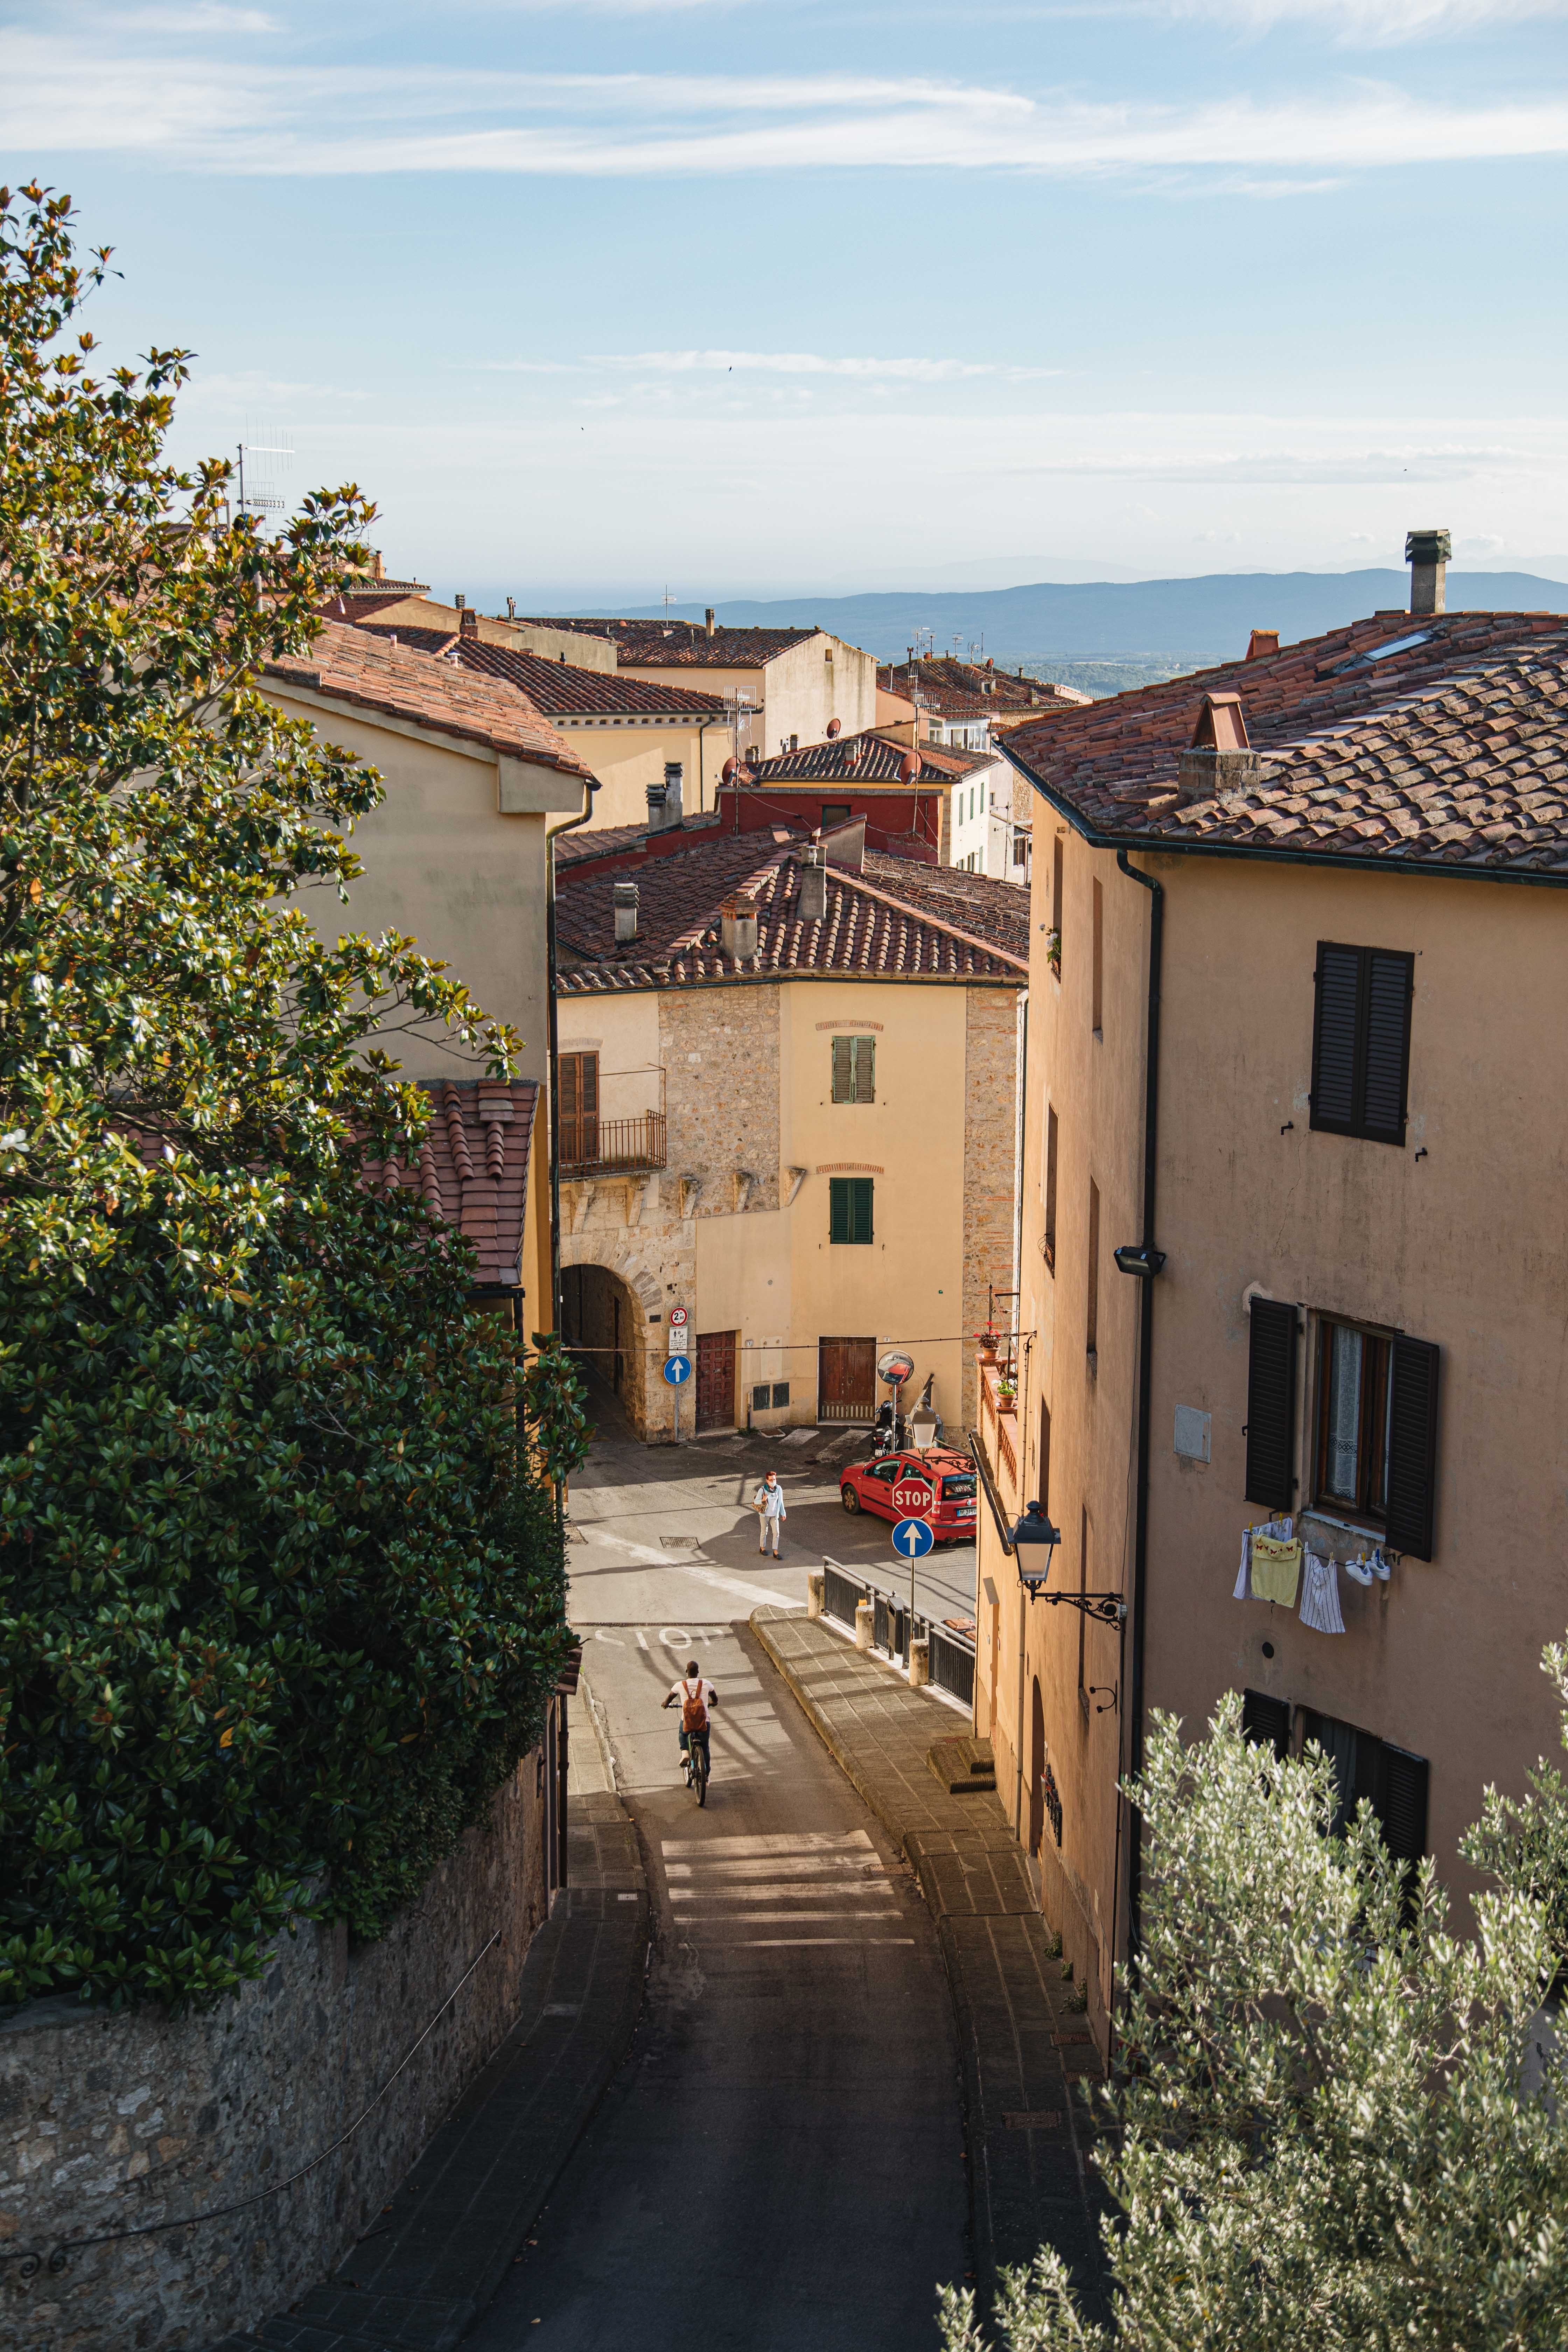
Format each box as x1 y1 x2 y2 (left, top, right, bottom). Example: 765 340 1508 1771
750 1607 1111 2315
209 1692 648 2352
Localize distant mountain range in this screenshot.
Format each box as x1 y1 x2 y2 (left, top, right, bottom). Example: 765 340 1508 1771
562 569 1568 667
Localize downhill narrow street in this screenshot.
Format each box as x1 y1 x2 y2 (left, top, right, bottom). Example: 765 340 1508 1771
468 1394 976 2350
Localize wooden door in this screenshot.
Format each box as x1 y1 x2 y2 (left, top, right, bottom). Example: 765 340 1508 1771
558 1051 599 1171
817 1336 877 1422
696 1330 736 1433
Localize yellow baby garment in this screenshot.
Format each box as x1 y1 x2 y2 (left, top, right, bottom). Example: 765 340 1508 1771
1250 1535 1302 1608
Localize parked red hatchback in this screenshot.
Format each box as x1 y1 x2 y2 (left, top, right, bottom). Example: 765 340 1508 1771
839 1449 977 1542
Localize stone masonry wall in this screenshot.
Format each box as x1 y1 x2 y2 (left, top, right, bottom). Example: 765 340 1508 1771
962 986 1024 1428
0 1751 548 2352
659 986 780 1218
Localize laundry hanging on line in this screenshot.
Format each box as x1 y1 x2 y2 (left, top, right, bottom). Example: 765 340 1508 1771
1250 1534 1303 1609
1234 1516 1295 1603
1298 1547 1345 1635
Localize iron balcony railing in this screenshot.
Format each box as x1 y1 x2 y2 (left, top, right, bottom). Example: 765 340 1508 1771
559 1111 667 1176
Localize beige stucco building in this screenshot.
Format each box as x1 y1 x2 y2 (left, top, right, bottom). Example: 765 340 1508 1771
261 618 595 1323
552 826 1027 1441
972 560 1568 2058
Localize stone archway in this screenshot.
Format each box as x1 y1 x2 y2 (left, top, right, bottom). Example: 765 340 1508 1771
560 1236 668 1442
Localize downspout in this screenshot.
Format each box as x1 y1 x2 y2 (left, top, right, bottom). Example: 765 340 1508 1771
546 777 600 1331
1115 847 1163 1962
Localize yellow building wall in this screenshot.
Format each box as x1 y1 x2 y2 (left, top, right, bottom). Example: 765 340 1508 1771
618 633 878 763
561 715 723 832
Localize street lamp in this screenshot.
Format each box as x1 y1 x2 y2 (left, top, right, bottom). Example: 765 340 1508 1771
1012 1499 1127 1626
1113 1242 1166 1278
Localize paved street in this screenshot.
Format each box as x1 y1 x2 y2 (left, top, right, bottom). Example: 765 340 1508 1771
468 1388 973 2350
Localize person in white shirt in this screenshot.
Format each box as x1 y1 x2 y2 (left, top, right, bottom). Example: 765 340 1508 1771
754 1469 787 1556
662 1662 718 1781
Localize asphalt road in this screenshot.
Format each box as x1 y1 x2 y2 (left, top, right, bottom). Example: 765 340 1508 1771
468 1394 973 2351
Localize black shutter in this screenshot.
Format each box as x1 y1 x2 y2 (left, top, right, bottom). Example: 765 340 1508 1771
1245 1296 1297 1509
1362 952 1413 1143
1310 944 1361 1133
1377 1743 1429 1865
1385 1335 1439 1559
1241 1689 1292 1760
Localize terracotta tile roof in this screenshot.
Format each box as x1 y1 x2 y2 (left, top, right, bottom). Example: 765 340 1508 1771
746 729 996 788
454 637 729 718
354 623 460 656
360 1079 539 1289
556 834 1027 992
555 820 657 868
879 659 1088 718
266 619 594 780
523 617 822 668
1002 609 1568 879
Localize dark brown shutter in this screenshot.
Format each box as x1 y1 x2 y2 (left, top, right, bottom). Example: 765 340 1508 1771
1310 944 1361 1133
1241 1689 1292 1759
1385 1335 1439 1559
1362 952 1413 1143
1245 1296 1297 1509
1377 1743 1429 1865
854 1036 874 1102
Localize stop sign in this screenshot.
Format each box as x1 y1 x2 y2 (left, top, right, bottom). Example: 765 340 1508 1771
891 1474 934 1519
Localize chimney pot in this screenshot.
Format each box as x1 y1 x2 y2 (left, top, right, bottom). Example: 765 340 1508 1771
455 593 465 610
1406 527 1451 617
1178 693 1263 805
797 845 827 924
705 607 716 639
1245 629 1280 662
506 596 516 619
458 606 478 637
720 894 760 964
645 781 667 830
661 762 684 829
613 881 639 944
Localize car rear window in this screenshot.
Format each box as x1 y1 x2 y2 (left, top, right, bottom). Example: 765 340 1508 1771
941 1475 976 1499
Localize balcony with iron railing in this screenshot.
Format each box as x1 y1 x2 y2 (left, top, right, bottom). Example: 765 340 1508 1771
558 1064 668 1177
977 1353 1020 1511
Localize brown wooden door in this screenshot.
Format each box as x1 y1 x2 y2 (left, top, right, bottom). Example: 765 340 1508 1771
696 1330 736 1433
558 1051 599 1171
817 1336 877 1422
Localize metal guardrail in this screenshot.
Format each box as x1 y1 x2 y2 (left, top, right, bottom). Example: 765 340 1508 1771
822 1561 868 1631
819 1555 975 1710
560 1111 667 1176
929 1621 976 1710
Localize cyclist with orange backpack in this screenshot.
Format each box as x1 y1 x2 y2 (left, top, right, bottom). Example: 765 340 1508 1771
662 1660 717 1788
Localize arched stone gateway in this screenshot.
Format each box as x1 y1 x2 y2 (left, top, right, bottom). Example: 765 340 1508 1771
560 1237 672 1441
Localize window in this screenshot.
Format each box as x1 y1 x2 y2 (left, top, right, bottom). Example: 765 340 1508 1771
1086 1177 1100 1362
1299 1710 1430 1864
1241 1688 1292 1760
772 1381 790 1408
1091 878 1103 1034
821 802 851 829
831 1035 875 1103
1051 836 1064 971
1313 1320 1441 1558
752 1382 772 1412
940 1474 976 1499
1310 942 1414 1145
1012 834 1027 867
558 1050 599 1169
829 1176 874 1244
1043 1105 1058 1270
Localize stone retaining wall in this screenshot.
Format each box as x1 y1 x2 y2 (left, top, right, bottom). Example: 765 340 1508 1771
0 1747 549 2351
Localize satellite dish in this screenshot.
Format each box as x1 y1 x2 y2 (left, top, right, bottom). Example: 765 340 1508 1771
826 718 841 739
722 756 738 784
899 751 922 784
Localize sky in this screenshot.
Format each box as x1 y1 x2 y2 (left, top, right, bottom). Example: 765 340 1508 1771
4 0 1566 606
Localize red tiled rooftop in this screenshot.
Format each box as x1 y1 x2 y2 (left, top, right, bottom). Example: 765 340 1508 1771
455 637 730 718
1002 609 1568 878
267 620 594 780
880 659 1087 719
523 617 824 668
556 833 1027 991
361 1079 539 1290
744 729 996 788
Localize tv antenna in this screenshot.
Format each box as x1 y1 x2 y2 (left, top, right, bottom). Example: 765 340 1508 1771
232 424 294 529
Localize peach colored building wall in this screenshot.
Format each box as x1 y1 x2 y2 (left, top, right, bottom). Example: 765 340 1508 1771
978 818 1568 2055
618 632 877 762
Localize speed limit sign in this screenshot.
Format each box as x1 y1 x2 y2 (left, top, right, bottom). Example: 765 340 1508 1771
669 1307 688 1326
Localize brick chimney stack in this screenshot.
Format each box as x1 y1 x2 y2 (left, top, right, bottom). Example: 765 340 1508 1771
1406 528 1451 617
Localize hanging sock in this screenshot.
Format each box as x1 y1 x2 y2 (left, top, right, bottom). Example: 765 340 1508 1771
1298 1548 1346 1634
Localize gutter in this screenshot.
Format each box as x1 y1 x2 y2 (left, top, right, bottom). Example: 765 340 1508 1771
545 781 600 1331
968 1433 1015 1556
1115 847 1162 1970
999 739 1568 893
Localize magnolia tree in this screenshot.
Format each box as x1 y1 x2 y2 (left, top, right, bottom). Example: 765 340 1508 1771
0 184 579 2013
941 1654 1568 2352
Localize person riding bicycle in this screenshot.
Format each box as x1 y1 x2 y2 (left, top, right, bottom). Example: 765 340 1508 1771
662 1661 717 1785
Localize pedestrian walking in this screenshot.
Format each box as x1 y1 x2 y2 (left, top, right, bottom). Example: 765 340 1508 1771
754 1468 787 1556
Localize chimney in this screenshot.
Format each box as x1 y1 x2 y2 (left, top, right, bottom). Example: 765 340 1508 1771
821 816 866 874
455 593 465 610
662 761 684 827
720 894 759 964
645 780 667 830
1245 629 1280 662
506 596 516 619
613 881 639 944
371 551 384 582
705 607 716 639
1406 528 1451 617
1177 692 1262 806
459 605 478 638
797 844 827 924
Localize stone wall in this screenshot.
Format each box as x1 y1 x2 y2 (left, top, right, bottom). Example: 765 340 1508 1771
0 1750 549 2351
659 986 780 1217
962 987 1025 1427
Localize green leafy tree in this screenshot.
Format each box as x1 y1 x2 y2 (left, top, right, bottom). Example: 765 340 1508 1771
0 184 571 2012
941 1664 1568 2352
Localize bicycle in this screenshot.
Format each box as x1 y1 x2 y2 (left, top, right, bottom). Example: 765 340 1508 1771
682 1735 709 1806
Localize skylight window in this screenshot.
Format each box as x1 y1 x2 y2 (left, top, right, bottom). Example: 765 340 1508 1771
1331 630 1432 674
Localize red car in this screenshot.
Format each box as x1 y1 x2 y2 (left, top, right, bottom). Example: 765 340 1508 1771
839 1448 978 1543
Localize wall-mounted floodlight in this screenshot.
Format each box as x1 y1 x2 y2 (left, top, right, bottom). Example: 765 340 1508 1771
1113 1242 1166 1278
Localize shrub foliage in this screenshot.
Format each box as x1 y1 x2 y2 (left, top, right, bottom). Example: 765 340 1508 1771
0 184 572 2011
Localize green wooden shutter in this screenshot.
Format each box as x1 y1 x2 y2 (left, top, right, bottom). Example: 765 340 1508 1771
1385 1335 1439 1559
1244 1296 1297 1509
1310 943 1361 1133
829 1177 850 1241
832 1036 853 1101
852 1177 873 1242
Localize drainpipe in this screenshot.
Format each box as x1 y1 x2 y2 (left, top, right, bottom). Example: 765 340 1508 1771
546 778 600 1332
1115 847 1163 1964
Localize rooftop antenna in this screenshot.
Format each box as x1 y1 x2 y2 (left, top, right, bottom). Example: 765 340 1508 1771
233 421 293 531
662 584 677 616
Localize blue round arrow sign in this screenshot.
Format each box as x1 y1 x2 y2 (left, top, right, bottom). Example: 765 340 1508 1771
892 1516 934 1559
663 1355 692 1386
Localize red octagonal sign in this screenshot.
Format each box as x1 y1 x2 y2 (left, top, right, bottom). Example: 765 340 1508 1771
890 1476 934 1519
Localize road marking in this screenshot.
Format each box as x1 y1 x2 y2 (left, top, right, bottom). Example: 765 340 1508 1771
635 1631 649 1650
681 1911 902 1924
738 1939 917 1948
578 1529 793 1611
663 1829 876 1857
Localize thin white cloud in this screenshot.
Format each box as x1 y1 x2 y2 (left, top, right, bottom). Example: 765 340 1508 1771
4 38 1567 181
108 4 278 28
475 349 1061 381
1150 0 1566 38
